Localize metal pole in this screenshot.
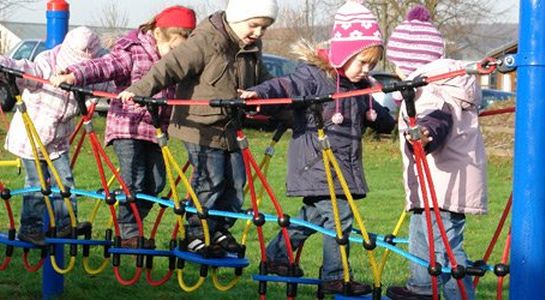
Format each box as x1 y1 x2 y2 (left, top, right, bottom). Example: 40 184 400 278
43 1 69 299
510 0 545 299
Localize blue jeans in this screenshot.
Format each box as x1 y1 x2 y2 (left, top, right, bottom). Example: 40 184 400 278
184 142 246 239
113 139 166 239
266 197 354 281
20 153 77 234
407 211 475 300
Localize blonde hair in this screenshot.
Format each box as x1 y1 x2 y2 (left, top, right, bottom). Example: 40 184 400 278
358 46 384 67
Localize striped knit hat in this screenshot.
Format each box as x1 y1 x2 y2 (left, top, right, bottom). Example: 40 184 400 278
56 26 102 71
386 5 445 76
329 0 383 68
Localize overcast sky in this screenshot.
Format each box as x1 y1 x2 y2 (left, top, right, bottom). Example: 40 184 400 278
7 0 519 28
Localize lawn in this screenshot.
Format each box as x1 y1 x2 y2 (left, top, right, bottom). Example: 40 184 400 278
0 113 512 299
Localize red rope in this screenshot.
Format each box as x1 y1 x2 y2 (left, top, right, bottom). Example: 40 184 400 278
497 230 511 300
22 251 45 272
479 107 515 117
473 193 512 288
113 266 142 286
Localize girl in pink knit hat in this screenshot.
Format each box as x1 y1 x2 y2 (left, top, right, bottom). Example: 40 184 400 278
2 26 105 246
386 5 486 300
239 0 395 296
50 6 197 249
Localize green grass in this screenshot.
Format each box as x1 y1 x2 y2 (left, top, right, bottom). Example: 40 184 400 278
0 115 512 299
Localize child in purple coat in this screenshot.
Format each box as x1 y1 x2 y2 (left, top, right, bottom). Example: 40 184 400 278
50 6 196 248
240 1 395 296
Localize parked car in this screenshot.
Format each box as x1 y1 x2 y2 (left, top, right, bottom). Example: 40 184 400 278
0 39 47 111
480 88 515 110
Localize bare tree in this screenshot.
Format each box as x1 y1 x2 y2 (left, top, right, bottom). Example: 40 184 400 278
94 2 129 29
0 0 40 19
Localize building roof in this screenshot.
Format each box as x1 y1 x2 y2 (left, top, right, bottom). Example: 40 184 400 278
0 21 130 40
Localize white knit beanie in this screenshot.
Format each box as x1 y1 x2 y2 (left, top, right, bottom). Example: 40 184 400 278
225 0 278 23
56 26 101 71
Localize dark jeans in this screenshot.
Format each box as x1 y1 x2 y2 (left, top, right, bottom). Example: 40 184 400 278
113 139 165 239
184 142 245 239
20 153 77 234
407 211 475 300
266 196 354 281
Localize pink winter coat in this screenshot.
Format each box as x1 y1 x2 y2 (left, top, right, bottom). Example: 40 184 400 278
398 59 488 215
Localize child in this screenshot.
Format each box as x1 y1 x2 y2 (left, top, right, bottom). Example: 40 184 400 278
118 0 278 255
2 27 103 246
239 1 395 295
50 6 197 249
385 5 487 300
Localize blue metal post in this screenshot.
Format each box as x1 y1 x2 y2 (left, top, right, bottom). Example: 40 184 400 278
45 0 69 49
43 1 69 299
510 0 545 299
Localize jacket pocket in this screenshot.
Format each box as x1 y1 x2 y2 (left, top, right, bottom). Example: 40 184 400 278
203 60 229 87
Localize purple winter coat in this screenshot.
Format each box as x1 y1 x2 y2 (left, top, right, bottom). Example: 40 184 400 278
250 63 395 198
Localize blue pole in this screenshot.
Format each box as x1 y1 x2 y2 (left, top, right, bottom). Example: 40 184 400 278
43 1 69 299
510 0 545 299
45 0 69 49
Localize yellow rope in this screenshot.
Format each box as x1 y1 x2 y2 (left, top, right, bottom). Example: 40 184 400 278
211 268 241 291
319 129 351 283
0 158 20 168
161 145 186 239
177 269 206 292
82 256 110 275
378 210 407 277
325 148 382 287
49 255 76 274
163 142 210 245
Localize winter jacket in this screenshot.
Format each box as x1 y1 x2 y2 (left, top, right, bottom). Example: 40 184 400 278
249 46 395 198
126 12 272 150
398 59 488 214
67 29 174 145
3 47 107 160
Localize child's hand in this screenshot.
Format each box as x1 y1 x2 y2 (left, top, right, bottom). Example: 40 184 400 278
238 89 258 99
404 126 433 148
50 73 76 87
118 91 136 103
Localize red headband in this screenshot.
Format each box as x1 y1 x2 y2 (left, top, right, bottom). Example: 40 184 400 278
155 6 196 30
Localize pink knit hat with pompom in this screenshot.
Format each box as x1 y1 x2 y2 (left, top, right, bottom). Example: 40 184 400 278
329 0 383 68
386 5 445 76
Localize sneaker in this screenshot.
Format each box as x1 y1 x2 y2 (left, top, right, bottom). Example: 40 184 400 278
321 279 372 296
386 286 434 300
266 260 304 277
17 231 46 247
213 230 244 254
120 236 156 249
186 237 225 258
57 221 93 238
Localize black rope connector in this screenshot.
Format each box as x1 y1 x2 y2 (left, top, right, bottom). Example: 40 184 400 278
253 213 266 226
173 204 186 216
234 245 247 276
199 264 209 277
363 237 377 251
372 284 382 300
41 187 52 196
384 234 396 246
197 208 209 219
494 263 510 277
258 261 268 296
126 193 137 203
277 214 291 228
451 265 466 279
209 98 246 108
428 263 442 276
466 260 487 277
60 187 71 198
104 229 113 258
105 193 117 205
335 234 349 246
0 188 11 200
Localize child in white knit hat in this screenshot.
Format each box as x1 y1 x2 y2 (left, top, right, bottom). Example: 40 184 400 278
385 5 486 300
2 26 106 246
118 0 278 257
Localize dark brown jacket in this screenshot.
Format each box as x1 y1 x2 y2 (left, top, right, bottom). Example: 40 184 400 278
126 12 272 150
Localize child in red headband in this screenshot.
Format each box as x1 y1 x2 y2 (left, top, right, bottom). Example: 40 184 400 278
51 6 197 249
